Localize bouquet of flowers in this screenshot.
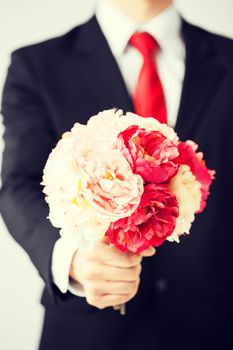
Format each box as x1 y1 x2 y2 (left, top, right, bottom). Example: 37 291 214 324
42 109 215 313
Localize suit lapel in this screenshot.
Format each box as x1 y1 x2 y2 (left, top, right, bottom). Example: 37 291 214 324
72 16 134 113
175 20 225 139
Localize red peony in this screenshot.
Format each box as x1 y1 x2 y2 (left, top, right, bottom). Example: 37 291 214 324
174 141 215 212
117 126 179 184
105 183 179 253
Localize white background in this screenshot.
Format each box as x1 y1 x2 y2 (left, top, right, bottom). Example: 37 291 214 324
0 1 233 349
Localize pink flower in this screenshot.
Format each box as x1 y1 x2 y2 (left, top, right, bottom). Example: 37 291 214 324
175 141 215 212
77 148 143 220
42 128 144 247
117 126 179 184
105 183 179 253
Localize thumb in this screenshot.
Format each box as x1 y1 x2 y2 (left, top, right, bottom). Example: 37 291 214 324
138 246 156 257
100 234 110 245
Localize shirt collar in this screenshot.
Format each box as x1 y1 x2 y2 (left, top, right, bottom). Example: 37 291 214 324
95 0 183 58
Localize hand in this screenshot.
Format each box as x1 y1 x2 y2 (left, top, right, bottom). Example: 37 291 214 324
69 238 156 309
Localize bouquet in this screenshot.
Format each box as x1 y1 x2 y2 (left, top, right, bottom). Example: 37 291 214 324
42 109 215 314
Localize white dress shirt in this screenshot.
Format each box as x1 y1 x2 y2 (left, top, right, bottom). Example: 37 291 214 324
52 0 186 296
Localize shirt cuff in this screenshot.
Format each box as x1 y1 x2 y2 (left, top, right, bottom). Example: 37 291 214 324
51 236 85 297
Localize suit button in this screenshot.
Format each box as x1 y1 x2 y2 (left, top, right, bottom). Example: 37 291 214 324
155 278 168 292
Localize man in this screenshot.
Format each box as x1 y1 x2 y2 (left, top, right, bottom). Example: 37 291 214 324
1 0 233 349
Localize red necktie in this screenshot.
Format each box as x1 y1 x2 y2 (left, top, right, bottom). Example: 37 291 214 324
130 32 167 124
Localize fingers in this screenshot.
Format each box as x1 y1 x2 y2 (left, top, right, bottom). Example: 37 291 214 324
79 261 141 283
93 241 142 268
85 263 142 282
87 279 140 296
86 293 134 309
138 246 156 257
83 263 141 309
101 264 142 282
96 239 155 263
85 279 140 309
70 239 156 310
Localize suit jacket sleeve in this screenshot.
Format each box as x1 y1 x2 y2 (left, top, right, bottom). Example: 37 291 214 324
0 49 60 297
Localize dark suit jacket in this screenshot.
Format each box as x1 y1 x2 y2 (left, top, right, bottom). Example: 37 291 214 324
1 16 233 350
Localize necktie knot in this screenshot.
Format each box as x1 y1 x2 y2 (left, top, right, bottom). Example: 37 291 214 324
129 32 159 58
